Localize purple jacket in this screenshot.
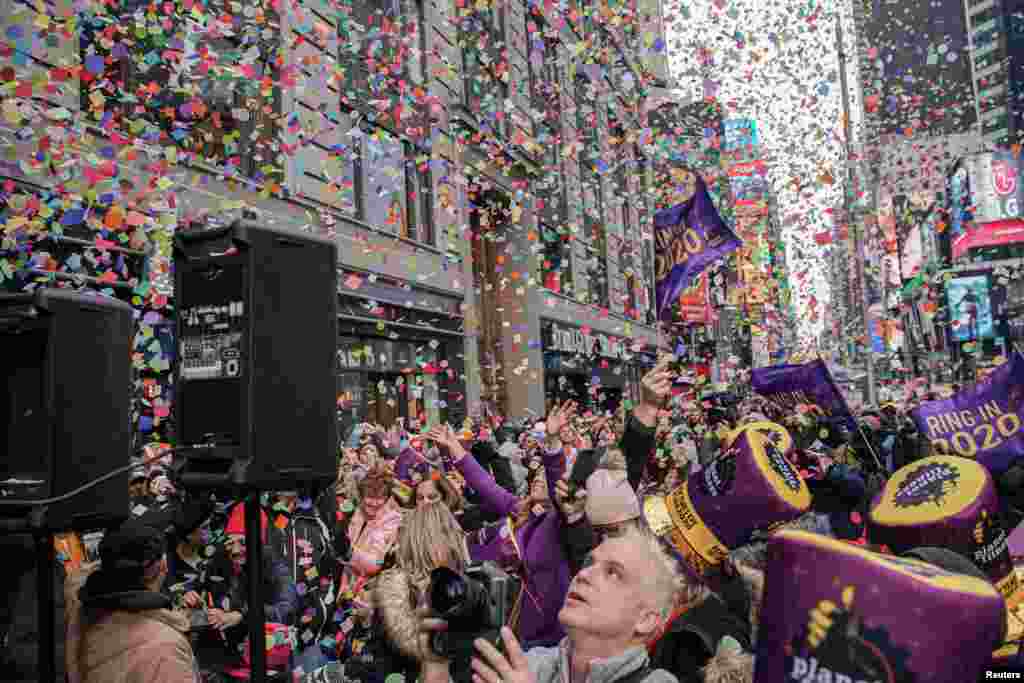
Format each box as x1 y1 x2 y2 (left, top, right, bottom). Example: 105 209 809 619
457 446 570 648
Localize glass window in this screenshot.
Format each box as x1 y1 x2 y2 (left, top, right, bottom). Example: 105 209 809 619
581 168 608 308
540 223 573 295
529 32 560 125
983 112 1009 135
974 47 1006 72
972 7 997 27
460 0 507 137
333 112 433 243
80 0 282 182
536 125 567 226
362 127 408 233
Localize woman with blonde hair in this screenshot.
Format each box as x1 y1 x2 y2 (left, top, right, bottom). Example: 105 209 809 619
370 503 470 683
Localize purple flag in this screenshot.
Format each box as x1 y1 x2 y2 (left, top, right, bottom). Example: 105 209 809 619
751 360 857 431
654 174 740 321
911 352 1024 474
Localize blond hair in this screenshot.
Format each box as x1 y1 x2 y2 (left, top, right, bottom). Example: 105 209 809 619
395 502 469 582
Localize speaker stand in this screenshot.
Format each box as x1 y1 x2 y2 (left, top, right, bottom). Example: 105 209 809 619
0 507 55 683
246 489 268 683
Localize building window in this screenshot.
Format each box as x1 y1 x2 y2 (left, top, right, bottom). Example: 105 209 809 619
983 112 1009 136
80 0 282 183
614 160 640 320
540 223 573 295
459 0 507 138
329 111 434 243
581 168 609 308
536 125 567 233
573 72 607 308
529 29 561 127
974 47 1006 72
339 0 428 135
971 6 998 28
333 0 433 243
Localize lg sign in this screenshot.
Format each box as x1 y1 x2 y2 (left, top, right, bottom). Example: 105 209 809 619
993 158 1018 197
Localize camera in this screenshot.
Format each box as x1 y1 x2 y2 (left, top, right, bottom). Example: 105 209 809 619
428 562 519 661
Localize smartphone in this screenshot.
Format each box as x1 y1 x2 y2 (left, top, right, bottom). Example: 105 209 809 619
54 532 85 572
567 448 603 497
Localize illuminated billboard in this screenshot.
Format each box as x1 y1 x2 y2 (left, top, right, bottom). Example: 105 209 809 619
946 274 995 342
962 151 1022 224
723 119 759 152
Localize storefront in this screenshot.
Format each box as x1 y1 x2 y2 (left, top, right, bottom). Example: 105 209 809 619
540 319 654 415
336 272 466 438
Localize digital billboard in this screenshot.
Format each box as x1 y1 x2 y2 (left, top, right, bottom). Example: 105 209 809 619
959 152 1023 225
946 275 995 342
948 164 970 241
723 119 759 153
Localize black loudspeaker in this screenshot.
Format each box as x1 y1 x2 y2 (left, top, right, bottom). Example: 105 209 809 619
0 289 133 530
173 221 338 488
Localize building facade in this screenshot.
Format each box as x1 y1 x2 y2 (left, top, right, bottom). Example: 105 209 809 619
964 0 1024 147
1 0 672 433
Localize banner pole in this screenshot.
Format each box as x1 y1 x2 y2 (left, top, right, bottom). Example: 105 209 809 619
817 352 885 471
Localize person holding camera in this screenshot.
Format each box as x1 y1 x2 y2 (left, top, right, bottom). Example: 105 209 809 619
367 503 472 683
417 523 680 683
425 402 581 651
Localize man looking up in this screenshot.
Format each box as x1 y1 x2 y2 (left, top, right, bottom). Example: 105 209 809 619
418 523 681 683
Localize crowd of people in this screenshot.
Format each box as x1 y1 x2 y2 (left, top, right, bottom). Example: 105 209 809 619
12 356 1024 682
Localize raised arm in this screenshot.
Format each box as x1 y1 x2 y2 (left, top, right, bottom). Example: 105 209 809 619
429 425 519 518
622 359 673 490
541 401 578 502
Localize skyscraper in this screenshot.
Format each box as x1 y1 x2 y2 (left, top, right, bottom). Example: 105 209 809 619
854 0 978 140
964 0 1024 146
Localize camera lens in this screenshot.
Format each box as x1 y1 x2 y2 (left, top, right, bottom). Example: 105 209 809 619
429 566 471 616
429 566 492 623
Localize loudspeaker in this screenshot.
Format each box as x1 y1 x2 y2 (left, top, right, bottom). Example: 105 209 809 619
173 221 338 488
0 289 133 530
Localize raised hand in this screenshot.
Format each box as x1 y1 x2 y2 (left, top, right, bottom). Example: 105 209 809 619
554 474 586 523
635 357 674 426
545 401 577 440
472 627 536 683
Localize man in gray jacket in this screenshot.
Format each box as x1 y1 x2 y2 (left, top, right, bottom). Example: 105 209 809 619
419 524 680 683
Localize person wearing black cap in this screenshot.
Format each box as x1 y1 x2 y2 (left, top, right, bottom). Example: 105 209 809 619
69 518 199 683
165 500 216 610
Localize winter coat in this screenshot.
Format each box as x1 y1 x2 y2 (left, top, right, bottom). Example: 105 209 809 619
456 443 571 648
266 495 338 653
193 545 300 672
370 568 428 681
76 588 198 683
526 641 677 683
620 414 658 492
471 440 519 495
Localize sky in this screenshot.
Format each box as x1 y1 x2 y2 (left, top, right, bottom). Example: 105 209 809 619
663 0 853 345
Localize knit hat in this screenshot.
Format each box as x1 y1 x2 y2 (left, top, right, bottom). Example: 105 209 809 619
173 499 215 538
78 518 168 602
754 530 1005 683
643 427 811 578
868 455 1021 608
585 470 641 527
224 502 269 543
98 518 167 571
